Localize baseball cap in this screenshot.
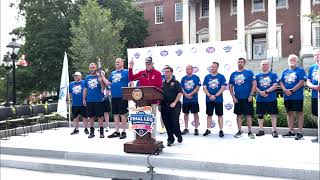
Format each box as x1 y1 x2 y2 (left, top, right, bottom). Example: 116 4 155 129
73 71 82 76
145 57 153 64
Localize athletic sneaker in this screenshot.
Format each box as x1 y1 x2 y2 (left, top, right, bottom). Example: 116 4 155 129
272 131 278 138
88 132 95 138
295 132 303 140
84 128 89 134
219 130 224 137
248 131 255 139
182 129 189 135
203 129 211 136
256 130 265 136
234 130 242 138
70 129 79 135
282 131 296 138
311 137 318 143
108 131 120 138
194 129 199 136
120 132 127 139
159 127 166 134
167 141 174 146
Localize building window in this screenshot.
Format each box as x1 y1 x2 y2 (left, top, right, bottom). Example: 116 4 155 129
231 0 237 15
314 0 320 4
313 24 320 47
276 0 288 9
175 3 183 21
252 0 265 12
155 6 164 24
201 0 209 17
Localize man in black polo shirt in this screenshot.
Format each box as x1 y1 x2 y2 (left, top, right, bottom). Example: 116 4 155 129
161 66 183 146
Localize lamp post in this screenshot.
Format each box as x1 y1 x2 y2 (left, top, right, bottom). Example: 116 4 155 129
2 54 12 107
6 38 21 106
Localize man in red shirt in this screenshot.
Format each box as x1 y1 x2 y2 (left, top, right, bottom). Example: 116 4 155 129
128 57 162 89
129 57 162 137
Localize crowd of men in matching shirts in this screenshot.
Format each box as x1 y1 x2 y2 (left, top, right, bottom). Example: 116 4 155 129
68 49 320 146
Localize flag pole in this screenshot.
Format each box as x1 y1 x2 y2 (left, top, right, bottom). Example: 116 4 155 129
68 87 71 128
317 60 319 143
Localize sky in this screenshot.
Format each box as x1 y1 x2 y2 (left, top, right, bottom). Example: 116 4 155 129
0 0 25 64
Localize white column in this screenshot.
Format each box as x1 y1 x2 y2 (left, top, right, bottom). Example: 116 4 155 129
190 2 196 44
300 0 313 57
209 0 216 42
237 0 246 55
267 0 279 59
182 0 190 44
215 0 221 41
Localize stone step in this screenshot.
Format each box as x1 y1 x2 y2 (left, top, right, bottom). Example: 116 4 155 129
0 154 291 180
1 147 318 180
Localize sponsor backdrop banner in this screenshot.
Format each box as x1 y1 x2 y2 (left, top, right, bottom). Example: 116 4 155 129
128 40 245 134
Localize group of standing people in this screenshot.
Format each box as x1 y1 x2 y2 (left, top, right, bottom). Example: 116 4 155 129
68 49 319 146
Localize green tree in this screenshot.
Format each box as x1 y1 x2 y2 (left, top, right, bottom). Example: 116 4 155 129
69 0 125 73
98 0 149 50
11 0 79 101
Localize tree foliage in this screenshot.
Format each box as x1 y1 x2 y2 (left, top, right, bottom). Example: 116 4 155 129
12 0 78 100
69 0 125 73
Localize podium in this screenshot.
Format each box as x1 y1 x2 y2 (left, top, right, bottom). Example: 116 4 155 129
122 86 164 154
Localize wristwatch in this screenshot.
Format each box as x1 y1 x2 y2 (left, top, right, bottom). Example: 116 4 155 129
265 90 269 94
290 90 294 93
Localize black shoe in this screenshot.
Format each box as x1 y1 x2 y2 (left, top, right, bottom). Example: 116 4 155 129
194 129 199 136
234 130 242 138
108 131 120 138
219 130 224 137
178 136 183 143
167 141 174 146
84 128 89 134
88 133 95 138
256 130 265 136
203 129 211 136
272 131 278 138
120 132 127 139
105 128 109 132
295 132 303 140
311 137 318 143
248 131 255 139
282 131 296 138
181 129 189 135
70 129 79 135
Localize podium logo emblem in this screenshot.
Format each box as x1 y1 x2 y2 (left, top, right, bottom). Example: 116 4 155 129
132 89 143 101
128 110 156 137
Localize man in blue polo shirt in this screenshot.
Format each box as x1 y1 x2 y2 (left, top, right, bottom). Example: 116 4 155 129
280 54 307 140
255 60 279 138
203 62 226 137
83 63 106 138
181 65 201 136
69 71 88 135
307 49 320 143
229 57 256 139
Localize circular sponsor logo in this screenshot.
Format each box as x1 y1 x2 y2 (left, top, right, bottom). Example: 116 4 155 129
206 47 215 53
160 50 169 56
132 89 143 101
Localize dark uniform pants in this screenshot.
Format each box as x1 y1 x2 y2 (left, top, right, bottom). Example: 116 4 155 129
161 102 182 142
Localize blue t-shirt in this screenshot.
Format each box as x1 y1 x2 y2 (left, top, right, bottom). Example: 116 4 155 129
203 73 227 102
280 67 307 100
255 72 279 102
84 75 104 102
181 74 201 103
308 64 319 99
229 70 255 99
108 69 129 98
69 80 85 106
